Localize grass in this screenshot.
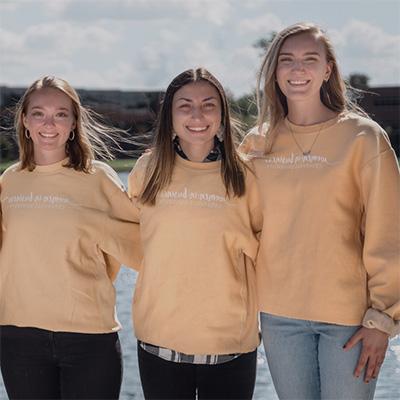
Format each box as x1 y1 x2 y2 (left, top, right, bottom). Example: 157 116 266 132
0 158 137 174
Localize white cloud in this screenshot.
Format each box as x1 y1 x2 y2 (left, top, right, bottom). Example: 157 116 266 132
238 13 283 35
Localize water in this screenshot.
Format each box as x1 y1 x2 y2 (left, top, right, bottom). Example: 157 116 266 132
0 171 399 399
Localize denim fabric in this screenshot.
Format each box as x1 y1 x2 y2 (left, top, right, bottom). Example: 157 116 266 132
261 313 377 400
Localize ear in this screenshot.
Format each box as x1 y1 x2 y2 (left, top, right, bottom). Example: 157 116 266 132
22 113 28 129
325 61 333 81
72 119 76 130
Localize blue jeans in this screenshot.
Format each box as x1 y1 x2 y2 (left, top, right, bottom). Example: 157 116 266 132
261 313 377 400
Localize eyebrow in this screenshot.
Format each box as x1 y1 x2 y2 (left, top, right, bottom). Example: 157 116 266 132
279 52 321 56
176 96 218 102
31 106 70 111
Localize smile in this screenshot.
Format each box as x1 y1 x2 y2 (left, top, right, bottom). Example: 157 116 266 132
39 132 59 138
288 80 310 86
186 126 209 132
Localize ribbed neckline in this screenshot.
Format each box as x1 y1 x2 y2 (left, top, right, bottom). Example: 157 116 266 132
284 113 342 135
175 154 221 171
33 158 69 173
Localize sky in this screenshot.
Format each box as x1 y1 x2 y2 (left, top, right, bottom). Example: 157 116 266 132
0 0 399 97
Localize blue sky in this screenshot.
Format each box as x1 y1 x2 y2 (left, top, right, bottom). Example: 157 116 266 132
0 0 399 97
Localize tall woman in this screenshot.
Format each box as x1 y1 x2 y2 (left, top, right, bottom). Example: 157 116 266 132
0 76 141 399
240 23 399 399
128 68 262 400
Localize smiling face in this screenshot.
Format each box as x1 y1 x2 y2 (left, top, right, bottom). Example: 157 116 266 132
23 87 76 164
172 80 222 157
276 32 332 106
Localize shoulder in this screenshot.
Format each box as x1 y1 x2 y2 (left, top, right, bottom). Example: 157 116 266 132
1 162 23 181
89 160 125 192
238 126 267 157
340 113 392 155
128 152 150 179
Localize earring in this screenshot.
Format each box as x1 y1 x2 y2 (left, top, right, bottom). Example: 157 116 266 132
172 131 177 140
216 125 225 142
69 130 75 141
25 129 31 139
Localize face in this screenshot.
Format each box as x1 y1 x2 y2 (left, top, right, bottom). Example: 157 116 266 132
23 87 76 163
276 32 332 103
172 81 222 151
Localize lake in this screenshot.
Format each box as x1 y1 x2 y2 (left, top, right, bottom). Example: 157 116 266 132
0 171 399 399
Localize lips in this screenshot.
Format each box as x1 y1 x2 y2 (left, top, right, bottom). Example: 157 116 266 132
186 126 209 132
288 80 310 86
39 132 58 138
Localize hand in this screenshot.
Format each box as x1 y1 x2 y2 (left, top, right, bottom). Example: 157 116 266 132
343 327 389 383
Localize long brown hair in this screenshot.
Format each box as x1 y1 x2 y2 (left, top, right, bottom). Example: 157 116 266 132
140 68 247 205
15 75 125 171
257 22 368 153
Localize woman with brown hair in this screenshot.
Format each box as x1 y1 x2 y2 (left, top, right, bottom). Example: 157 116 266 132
240 22 399 399
0 76 141 399
128 68 262 399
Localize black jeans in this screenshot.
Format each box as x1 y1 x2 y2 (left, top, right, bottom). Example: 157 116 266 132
138 344 257 400
0 325 122 400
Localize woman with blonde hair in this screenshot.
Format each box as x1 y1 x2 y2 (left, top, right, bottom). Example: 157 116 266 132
0 76 141 399
240 22 399 399
129 68 262 399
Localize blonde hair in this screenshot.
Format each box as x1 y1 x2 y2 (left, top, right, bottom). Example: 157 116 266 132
140 68 247 205
15 76 125 171
257 22 368 152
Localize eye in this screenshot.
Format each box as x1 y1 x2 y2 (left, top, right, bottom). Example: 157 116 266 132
304 57 318 63
203 102 216 110
31 111 44 117
278 57 293 64
55 112 68 118
178 103 191 110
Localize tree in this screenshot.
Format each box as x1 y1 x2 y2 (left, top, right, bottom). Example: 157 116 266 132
349 73 370 89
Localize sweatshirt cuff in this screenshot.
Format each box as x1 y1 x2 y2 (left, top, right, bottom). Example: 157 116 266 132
362 308 400 338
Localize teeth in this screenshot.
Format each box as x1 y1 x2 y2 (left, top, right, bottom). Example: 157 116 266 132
289 80 308 85
188 127 207 132
39 132 58 138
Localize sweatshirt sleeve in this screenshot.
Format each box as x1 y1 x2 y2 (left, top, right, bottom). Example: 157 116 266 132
93 163 142 271
360 135 400 337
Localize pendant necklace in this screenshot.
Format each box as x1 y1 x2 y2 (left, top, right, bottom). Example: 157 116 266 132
288 120 325 156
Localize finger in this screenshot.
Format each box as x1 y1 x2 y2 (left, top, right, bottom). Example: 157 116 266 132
364 356 377 383
344 331 363 351
372 358 384 380
354 351 369 378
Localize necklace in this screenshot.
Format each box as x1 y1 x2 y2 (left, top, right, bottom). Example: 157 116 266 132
288 120 325 156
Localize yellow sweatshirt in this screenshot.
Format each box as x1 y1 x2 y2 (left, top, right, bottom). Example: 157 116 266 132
0 159 141 333
128 154 263 355
240 113 400 335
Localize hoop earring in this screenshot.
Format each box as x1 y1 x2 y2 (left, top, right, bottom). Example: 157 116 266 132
25 129 31 139
69 130 75 141
216 125 225 142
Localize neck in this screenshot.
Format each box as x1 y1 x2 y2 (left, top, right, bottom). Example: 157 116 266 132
179 140 214 162
34 150 67 166
287 98 337 126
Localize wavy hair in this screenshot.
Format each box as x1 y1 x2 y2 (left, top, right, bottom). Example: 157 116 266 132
257 22 368 153
15 75 126 171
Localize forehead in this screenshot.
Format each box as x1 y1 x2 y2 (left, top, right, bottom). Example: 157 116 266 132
173 80 220 101
280 32 326 55
27 87 73 109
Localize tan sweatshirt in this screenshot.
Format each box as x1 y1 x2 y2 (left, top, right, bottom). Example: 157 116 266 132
0 159 141 333
240 113 400 334
128 154 263 354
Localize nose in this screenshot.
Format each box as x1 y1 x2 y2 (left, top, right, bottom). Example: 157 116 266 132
43 115 56 126
292 60 305 71
191 106 203 119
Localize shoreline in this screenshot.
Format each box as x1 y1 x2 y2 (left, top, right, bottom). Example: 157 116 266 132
0 158 136 174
